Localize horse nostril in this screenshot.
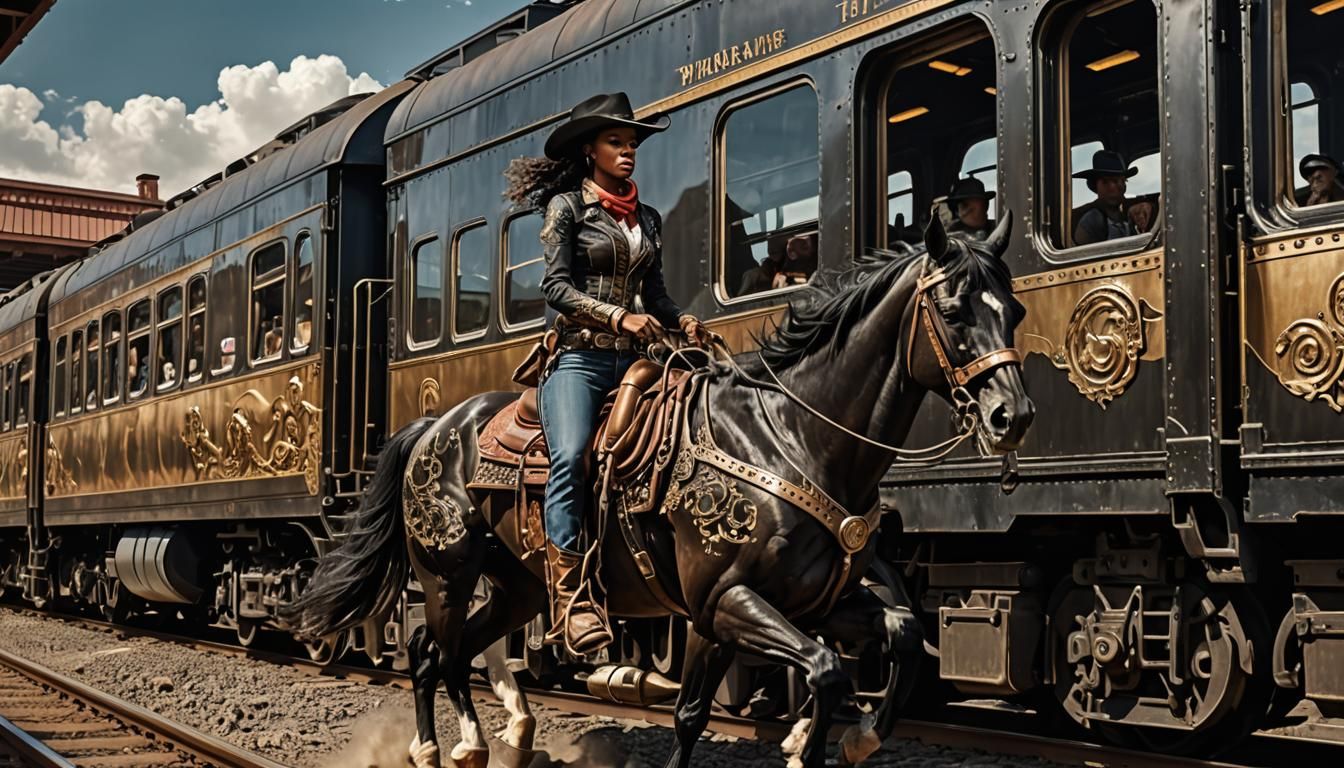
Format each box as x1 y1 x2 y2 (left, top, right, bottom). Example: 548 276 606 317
989 403 1012 433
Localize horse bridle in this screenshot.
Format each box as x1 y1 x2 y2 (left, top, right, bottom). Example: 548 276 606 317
907 265 1023 398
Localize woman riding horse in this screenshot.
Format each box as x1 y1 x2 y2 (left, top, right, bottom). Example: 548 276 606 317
504 92 707 654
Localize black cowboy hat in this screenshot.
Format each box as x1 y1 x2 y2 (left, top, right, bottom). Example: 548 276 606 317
544 92 670 160
946 176 996 203
1300 153 1341 180
1072 149 1138 181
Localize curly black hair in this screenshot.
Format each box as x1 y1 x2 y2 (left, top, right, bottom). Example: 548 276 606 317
503 154 587 210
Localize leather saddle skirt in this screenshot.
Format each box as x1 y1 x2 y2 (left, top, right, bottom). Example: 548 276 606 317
473 360 689 491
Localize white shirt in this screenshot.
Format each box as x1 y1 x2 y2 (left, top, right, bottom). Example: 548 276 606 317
623 221 642 255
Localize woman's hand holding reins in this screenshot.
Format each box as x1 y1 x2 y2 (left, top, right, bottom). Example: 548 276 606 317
619 312 665 343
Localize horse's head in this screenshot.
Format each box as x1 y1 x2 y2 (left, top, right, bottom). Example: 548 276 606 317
907 212 1034 452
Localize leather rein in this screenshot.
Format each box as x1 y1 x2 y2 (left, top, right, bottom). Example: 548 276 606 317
748 262 1022 463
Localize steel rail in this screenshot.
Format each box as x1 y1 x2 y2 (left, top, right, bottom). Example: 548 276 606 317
0 713 75 768
0 646 288 768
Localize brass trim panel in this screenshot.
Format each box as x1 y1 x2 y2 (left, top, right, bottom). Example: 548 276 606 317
0 431 28 505
1013 250 1165 407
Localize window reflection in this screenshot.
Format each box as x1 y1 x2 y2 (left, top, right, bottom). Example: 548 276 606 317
454 224 491 337
722 84 820 299
410 236 443 345
504 215 545 327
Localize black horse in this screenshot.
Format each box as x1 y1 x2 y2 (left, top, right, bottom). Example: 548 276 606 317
288 214 1033 768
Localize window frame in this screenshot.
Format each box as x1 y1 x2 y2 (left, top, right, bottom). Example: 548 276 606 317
291 230 315 355
450 218 491 343
14 353 31 428
53 335 67 418
406 231 444 350
156 285 184 392
248 238 289 367
101 309 123 407
712 77 822 306
1036 0 1164 260
1 362 10 432
1272 6 1344 222
69 329 84 415
83 319 100 413
186 274 208 384
125 299 152 402
499 211 548 333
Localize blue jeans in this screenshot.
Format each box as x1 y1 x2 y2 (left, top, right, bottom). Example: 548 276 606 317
539 349 637 553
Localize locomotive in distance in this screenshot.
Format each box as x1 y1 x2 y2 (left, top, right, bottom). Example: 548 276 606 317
1 0 1343 754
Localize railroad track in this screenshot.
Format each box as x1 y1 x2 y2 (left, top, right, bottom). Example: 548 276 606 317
0 645 288 768
2 606 1336 767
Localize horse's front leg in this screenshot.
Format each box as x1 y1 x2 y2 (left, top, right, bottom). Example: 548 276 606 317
664 625 736 768
407 624 442 768
710 585 851 768
810 585 923 765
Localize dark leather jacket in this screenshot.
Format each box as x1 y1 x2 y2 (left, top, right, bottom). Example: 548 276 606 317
540 181 683 332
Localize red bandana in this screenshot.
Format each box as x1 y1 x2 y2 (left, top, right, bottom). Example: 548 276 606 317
590 179 639 228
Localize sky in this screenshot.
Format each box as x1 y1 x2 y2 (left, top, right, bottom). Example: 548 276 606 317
0 0 531 197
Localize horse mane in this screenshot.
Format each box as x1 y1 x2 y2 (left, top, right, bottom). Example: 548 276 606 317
750 235 1014 372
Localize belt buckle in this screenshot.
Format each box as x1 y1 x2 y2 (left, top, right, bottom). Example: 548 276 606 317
594 332 613 350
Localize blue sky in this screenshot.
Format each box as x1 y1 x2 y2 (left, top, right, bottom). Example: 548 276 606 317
0 0 528 195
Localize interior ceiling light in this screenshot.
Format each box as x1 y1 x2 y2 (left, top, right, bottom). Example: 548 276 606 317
984 86 997 96
1313 0 1344 14
1086 50 1140 72
888 107 930 124
928 60 972 76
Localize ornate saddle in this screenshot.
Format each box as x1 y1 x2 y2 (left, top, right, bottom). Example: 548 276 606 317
471 360 692 492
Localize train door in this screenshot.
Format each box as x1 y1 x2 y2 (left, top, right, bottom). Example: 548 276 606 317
1242 0 1344 519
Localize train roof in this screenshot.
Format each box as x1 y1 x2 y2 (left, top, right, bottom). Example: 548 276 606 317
0 265 68 351
48 80 415 314
385 0 683 149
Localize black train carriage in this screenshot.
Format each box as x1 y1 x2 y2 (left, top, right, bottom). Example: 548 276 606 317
381 0 1344 751
19 83 413 658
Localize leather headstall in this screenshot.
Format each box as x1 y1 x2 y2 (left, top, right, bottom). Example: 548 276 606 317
906 266 1022 394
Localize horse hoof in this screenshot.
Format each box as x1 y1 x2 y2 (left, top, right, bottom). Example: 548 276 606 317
837 718 882 765
487 736 538 768
448 747 490 768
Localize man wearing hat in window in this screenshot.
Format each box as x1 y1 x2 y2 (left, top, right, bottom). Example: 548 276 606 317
1073 149 1139 246
946 176 996 239
1297 153 1344 207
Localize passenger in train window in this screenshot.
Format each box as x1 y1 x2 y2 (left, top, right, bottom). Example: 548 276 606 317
1073 150 1139 245
945 177 996 239
504 92 703 655
1127 196 1157 234
772 233 818 290
737 233 788 296
188 321 205 377
1296 154 1344 207
294 297 313 350
219 337 236 371
127 345 144 395
264 314 284 357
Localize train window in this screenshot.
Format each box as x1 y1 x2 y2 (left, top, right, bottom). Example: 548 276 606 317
53 336 67 418
409 235 442 347
15 354 30 427
69 329 82 415
877 28 997 247
127 300 151 399
720 82 820 300
1 363 10 431
292 232 314 353
250 240 286 363
101 311 122 405
84 320 99 412
503 214 545 329
1045 0 1160 250
1285 2 1344 208
452 222 491 340
187 275 206 382
157 287 183 391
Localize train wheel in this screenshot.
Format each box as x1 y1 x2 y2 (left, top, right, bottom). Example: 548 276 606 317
1051 579 1270 756
303 632 346 665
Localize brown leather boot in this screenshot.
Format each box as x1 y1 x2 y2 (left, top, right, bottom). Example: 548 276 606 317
543 542 611 654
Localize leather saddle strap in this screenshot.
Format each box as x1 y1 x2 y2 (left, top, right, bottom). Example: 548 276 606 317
613 483 688 617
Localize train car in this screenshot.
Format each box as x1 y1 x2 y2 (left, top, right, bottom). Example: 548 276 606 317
376 0 1344 751
21 83 413 661
0 268 66 601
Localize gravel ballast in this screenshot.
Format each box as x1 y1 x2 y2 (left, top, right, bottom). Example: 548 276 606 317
0 607 1066 767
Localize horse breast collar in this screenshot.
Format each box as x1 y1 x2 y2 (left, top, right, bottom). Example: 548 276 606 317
664 389 879 556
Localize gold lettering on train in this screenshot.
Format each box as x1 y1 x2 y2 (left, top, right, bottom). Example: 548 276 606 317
836 0 894 26
677 28 788 88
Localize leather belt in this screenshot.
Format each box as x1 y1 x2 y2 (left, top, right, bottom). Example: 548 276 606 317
561 328 637 352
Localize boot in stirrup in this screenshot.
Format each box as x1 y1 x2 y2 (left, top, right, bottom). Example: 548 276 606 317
543 541 610 654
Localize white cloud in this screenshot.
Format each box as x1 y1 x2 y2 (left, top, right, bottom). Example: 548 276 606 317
0 55 383 197
41 88 59 101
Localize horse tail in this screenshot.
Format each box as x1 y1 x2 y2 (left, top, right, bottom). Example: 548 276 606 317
284 416 436 639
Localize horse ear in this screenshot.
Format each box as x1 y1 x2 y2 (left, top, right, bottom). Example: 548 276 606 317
924 212 950 264
983 209 1013 258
